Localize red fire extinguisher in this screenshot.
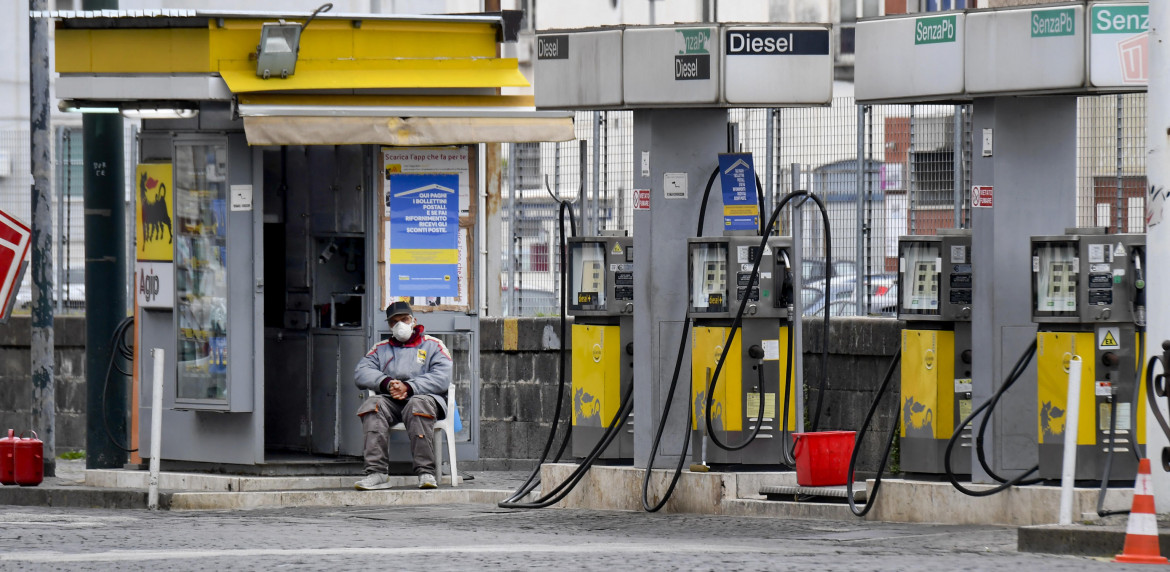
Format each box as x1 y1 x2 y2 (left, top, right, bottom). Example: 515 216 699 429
14 430 43 487
0 429 15 485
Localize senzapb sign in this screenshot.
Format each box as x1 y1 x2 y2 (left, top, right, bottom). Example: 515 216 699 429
725 29 830 56
722 26 832 105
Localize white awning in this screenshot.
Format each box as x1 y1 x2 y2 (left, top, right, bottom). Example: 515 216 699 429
237 104 574 146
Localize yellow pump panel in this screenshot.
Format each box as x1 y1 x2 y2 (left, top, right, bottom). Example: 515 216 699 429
571 324 621 428
1036 332 1097 446
900 329 955 439
1137 333 1148 445
776 327 797 432
691 326 743 432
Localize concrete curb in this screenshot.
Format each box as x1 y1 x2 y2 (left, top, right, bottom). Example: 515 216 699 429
169 488 517 510
1015 524 1170 557
0 486 168 510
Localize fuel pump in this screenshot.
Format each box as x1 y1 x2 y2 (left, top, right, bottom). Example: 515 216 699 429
897 229 974 475
687 234 795 466
567 231 635 460
1031 228 1147 481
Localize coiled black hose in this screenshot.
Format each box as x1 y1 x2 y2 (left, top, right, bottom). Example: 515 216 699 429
944 340 1041 496
103 316 136 453
846 350 901 517
499 199 577 508
643 185 831 511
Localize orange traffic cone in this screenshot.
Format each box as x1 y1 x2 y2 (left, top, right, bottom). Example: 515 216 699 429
1115 458 1169 564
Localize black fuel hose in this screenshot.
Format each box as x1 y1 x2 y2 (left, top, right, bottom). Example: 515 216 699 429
499 199 576 507
944 340 1041 496
778 320 798 466
703 190 832 451
641 167 758 512
501 386 634 508
102 316 136 453
971 339 1042 485
1096 329 1146 518
846 350 901 517
643 185 828 510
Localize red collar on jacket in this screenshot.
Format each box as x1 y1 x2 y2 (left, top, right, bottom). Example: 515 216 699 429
389 323 426 348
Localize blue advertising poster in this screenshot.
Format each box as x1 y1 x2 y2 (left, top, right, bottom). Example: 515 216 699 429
717 153 759 231
388 173 459 297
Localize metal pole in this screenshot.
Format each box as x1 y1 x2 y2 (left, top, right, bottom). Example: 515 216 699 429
1058 355 1083 525
790 163 804 434
29 0 55 477
592 111 601 235
954 104 963 229
147 348 164 510
485 143 502 315
867 104 875 278
855 104 865 314
83 0 127 471
1116 95 1125 233
506 143 516 314
909 105 917 235
55 127 64 314
1143 0 1170 511
765 109 775 218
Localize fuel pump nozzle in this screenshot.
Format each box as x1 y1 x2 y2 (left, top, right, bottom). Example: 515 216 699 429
1132 250 1146 329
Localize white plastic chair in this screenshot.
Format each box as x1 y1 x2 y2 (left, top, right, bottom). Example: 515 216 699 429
386 385 459 487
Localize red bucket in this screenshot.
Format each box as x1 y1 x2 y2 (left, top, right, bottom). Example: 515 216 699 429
792 431 856 487
0 429 15 485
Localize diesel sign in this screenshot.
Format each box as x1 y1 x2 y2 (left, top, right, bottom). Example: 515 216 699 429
674 54 710 80
725 29 830 55
536 35 569 60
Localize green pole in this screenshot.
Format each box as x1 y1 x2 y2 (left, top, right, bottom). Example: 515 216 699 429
83 0 128 470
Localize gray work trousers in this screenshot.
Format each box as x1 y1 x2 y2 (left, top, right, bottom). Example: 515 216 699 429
358 394 439 476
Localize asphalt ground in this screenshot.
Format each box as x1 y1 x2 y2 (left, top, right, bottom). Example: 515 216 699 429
0 502 1150 571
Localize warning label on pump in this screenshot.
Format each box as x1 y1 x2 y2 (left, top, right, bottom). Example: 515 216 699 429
634 189 651 210
1098 326 1120 349
972 185 993 208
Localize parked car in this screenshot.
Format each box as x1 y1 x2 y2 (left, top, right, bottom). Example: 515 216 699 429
500 287 559 317
801 258 856 284
15 268 86 312
803 273 897 317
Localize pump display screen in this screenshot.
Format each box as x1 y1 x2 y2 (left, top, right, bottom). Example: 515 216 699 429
1034 242 1078 315
690 243 729 313
900 242 941 315
569 242 607 311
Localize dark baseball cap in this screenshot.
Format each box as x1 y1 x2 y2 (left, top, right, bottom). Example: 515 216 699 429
385 301 413 319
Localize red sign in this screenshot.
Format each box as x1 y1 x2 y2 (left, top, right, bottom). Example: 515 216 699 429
634 189 651 210
971 185 994 208
0 210 30 321
1119 32 1149 84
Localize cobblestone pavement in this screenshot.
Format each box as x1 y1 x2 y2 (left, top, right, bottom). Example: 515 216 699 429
0 502 1145 571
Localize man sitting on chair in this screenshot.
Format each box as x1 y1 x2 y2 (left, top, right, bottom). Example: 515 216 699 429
354 301 453 490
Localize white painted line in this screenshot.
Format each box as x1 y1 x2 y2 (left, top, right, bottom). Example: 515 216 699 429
0 543 783 563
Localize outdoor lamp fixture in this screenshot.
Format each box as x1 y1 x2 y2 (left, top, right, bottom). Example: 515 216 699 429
58 101 198 119
256 2 332 80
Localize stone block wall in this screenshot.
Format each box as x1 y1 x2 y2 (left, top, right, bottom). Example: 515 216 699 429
802 316 902 474
477 316 573 470
0 316 87 452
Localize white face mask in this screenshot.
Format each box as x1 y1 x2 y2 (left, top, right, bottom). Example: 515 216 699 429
391 320 413 342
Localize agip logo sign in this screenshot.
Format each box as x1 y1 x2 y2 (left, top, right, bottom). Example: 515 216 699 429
674 28 712 80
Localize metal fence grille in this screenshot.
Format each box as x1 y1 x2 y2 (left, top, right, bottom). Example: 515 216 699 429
1076 93 1147 233
0 126 88 315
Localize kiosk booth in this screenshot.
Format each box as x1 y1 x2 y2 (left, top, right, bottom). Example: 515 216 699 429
44 8 573 469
